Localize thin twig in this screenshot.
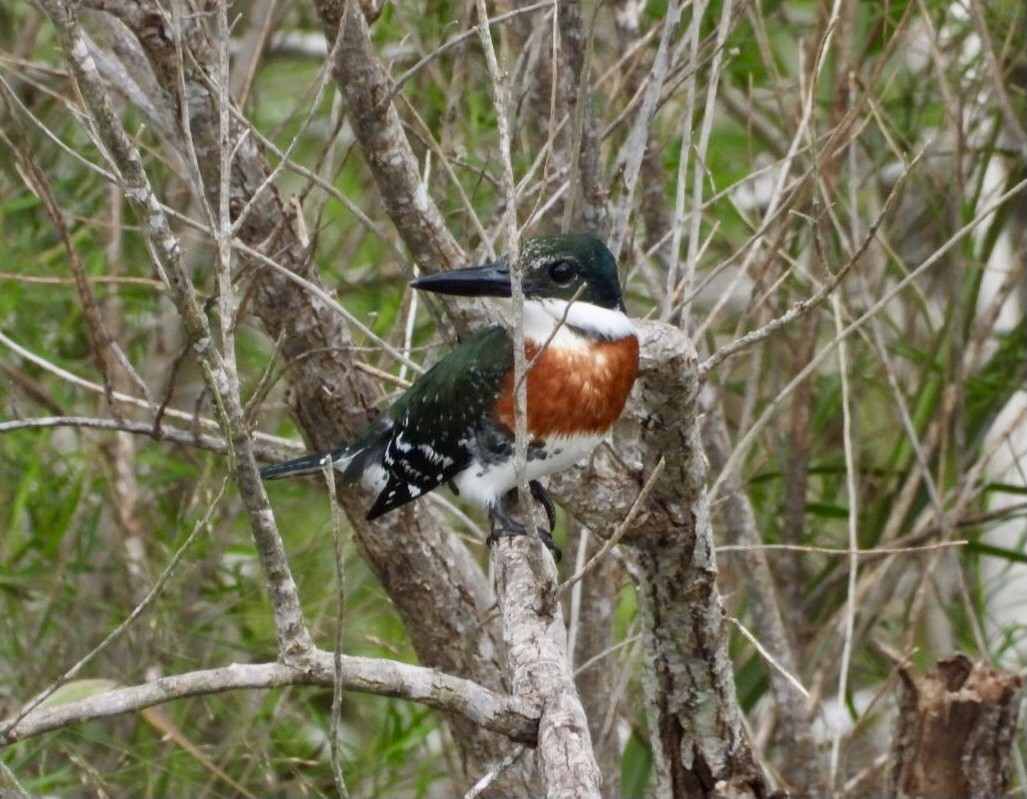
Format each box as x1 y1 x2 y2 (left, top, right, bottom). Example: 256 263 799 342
323 458 350 799
709 174 1027 501
717 541 968 557
729 617 809 700
607 0 682 258
464 746 527 799
700 143 927 376
828 291 858 791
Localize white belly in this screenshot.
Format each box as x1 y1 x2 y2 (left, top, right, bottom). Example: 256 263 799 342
451 433 602 510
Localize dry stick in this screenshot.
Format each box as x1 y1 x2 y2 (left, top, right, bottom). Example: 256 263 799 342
664 0 705 323
557 0 600 233
524 6 562 235
709 174 1027 502
474 0 525 504
0 416 228 454
678 0 734 331
213 0 238 442
0 761 30 799
474 2 601 795
828 292 858 792
464 746 527 799
728 617 809 700
717 541 968 557
607 0 682 259
322 458 350 799
572 633 642 678
0 272 162 288
1 652 539 747
38 0 313 659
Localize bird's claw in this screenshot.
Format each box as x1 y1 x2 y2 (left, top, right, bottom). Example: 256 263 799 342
487 489 562 561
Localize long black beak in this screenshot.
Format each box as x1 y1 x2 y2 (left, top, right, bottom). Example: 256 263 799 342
410 258 513 298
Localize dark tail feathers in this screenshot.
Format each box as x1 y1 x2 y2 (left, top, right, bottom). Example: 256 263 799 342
259 448 348 480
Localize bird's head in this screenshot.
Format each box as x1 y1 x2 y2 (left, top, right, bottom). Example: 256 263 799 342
410 234 626 313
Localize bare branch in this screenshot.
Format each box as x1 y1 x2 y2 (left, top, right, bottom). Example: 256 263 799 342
314 1 466 278
1 651 539 747
38 0 314 659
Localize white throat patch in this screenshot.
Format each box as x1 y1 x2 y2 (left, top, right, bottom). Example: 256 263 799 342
496 298 635 349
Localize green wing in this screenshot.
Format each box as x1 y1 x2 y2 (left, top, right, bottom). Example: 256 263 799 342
389 324 512 428
346 324 514 519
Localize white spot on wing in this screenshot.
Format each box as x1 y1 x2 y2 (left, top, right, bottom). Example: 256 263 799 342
418 443 446 465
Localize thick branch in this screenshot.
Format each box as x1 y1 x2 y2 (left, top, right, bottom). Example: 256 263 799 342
492 538 602 798
552 321 771 798
313 0 466 277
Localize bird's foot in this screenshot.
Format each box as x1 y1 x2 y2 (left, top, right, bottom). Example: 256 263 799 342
487 494 562 561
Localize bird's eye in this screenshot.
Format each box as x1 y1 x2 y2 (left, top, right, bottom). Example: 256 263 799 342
548 260 577 284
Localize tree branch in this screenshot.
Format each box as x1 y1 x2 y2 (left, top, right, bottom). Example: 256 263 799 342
40 0 314 659
313 1 466 278
551 321 772 798
492 538 602 798
0 651 539 747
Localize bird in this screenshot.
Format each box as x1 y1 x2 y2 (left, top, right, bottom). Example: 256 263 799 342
260 233 639 557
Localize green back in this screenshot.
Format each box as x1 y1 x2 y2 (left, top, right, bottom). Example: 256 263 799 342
387 324 513 436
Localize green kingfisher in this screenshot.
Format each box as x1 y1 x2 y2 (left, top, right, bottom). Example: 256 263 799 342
260 234 639 555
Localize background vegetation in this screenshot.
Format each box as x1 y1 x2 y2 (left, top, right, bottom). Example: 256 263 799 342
0 0 1024 796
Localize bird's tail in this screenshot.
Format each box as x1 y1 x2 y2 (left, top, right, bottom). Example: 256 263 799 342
259 447 350 481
